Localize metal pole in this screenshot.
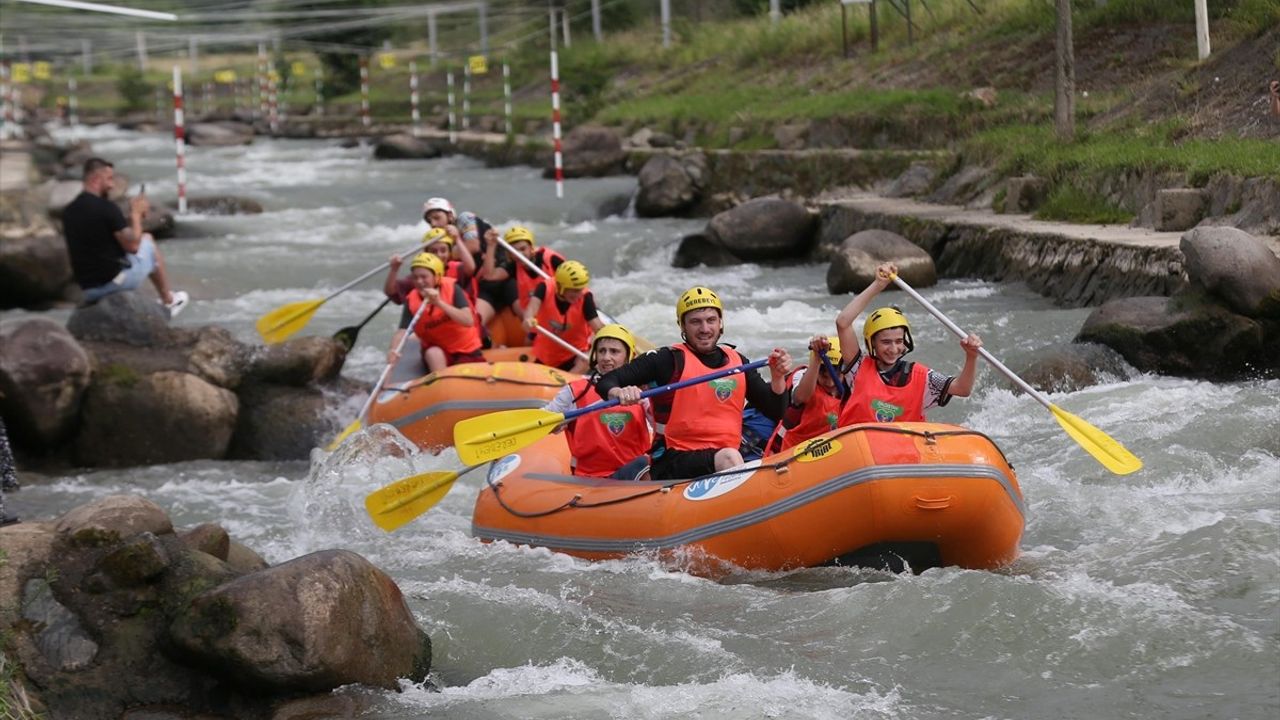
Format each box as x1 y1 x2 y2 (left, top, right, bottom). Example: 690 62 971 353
479 2 489 56
257 41 267 120
462 62 471 130
841 4 848 58
267 70 278 133
447 70 456 143
660 0 671 49
1194 0 1210 60
188 36 198 75
591 0 602 41
68 76 78 126
503 60 512 136
81 38 92 75
770 0 781 26
428 11 438 68
359 54 370 129
135 30 147 72
172 65 187 214
409 60 420 135
562 5 572 47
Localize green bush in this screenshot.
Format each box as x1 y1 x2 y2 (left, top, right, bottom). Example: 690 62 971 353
115 66 150 112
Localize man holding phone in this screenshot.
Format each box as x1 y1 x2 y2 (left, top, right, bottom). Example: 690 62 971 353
62 157 188 317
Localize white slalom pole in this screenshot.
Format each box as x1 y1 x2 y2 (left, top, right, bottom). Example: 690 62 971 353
550 50 563 199
409 60 420 135
257 42 267 121
172 65 187 214
359 55 370 129
446 70 456 144
67 76 79 127
267 71 279 133
462 62 471 130
502 59 511 136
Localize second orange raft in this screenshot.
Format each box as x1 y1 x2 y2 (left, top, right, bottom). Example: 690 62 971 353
471 422 1024 577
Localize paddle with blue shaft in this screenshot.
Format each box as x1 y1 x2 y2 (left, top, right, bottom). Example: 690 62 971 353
326 296 432 451
256 241 424 344
454 358 770 466
818 350 848 399
332 297 392 351
495 235 655 352
890 274 1142 475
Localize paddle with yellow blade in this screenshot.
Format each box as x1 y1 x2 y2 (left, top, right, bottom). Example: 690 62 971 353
365 463 487 532
495 235 656 352
454 358 769 466
326 296 432 451
891 274 1142 475
256 241 423 344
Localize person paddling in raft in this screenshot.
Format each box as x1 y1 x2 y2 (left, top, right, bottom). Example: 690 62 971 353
385 226 476 305
834 262 982 424
595 287 792 481
503 226 567 314
542 324 653 480
423 196 514 330
523 259 604 375
767 335 849 452
387 253 484 372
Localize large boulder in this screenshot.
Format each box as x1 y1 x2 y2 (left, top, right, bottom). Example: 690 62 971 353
0 318 91 451
0 226 74 308
1179 227 1280 319
181 195 264 215
168 549 431 692
183 325 251 390
372 133 443 160
550 124 625 178
672 232 742 269
826 229 936 295
229 381 343 460
185 121 254 147
635 153 707 217
54 495 174 547
67 291 173 346
74 370 239 466
45 179 83 217
1010 342 1131 394
246 336 348 386
705 197 815 263
1075 293 1276 380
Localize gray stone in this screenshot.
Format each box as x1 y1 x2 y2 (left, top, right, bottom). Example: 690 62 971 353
22 578 99 671
67 290 173 346
706 196 815 262
773 123 808 151
1180 226 1280 319
0 227 74 307
100 532 172 586
672 232 742 269
55 494 174 547
182 195 264 215
927 165 994 206
229 381 340 461
1154 188 1206 232
187 325 250 389
1011 342 1131 394
186 122 254 147
246 336 347 386
74 370 239 466
168 549 431 692
551 124 625 178
884 162 938 199
628 127 654 148
635 153 706 218
0 317 91 450
372 133 443 160
826 229 936 295
226 539 270 574
1004 176 1049 213
179 523 230 561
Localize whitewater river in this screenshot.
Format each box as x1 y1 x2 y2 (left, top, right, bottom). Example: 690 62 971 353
5 126 1278 719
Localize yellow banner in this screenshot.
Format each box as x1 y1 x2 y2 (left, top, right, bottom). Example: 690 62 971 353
377 53 396 70
12 64 31 83
291 61 307 76
33 61 52 80
468 55 488 75
214 69 237 84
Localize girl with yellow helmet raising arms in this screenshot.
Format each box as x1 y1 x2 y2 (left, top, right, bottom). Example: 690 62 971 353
833 262 983 425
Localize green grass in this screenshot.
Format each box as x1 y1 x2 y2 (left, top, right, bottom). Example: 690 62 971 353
1034 184 1133 224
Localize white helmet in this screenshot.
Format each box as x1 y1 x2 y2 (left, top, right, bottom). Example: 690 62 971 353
422 197 455 220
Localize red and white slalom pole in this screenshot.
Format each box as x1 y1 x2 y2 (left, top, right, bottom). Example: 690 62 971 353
409 60 420 135
68 76 79 127
549 50 564 199
446 70 457 144
0 61 13 140
503 60 512 136
257 42 267 121
172 66 187 214
462 62 471 130
267 71 279 133
359 55 370 129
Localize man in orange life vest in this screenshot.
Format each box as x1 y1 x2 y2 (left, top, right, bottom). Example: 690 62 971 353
834 262 982 425
595 287 792 481
385 227 476 304
386 253 484 372
503 226 566 314
769 335 848 452
523 259 604 374
542 324 653 480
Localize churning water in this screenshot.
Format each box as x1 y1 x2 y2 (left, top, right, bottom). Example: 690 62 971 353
6 126 1278 719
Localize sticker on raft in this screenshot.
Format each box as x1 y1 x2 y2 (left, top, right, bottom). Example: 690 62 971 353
488 453 522 484
682 459 762 501
792 437 843 463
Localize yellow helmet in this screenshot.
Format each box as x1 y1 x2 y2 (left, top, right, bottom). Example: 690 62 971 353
821 336 841 366
675 286 723 325
555 260 590 291
590 323 636 365
504 226 535 247
422 226 452 248
863 306 913 355
410 252 444 278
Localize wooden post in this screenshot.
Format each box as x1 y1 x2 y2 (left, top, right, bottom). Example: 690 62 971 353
1053 0 1075 141
1194 0 1210 60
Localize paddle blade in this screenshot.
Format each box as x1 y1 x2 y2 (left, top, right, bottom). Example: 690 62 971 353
365 471 459 532
326 419 362 452
256 299 324 344
1049 404 1143 475
453 408 564 466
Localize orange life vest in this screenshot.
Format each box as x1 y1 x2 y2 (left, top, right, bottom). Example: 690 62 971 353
531 281 591 368
838 355 928 425
515 247 564 313
776 366 845 451
405 277 482 355
658 344 748 452
565 378 651 478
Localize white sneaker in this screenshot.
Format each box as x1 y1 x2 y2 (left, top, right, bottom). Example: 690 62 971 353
164 290 190 319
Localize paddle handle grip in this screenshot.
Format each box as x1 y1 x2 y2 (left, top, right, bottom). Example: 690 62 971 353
565 358 770 423
356 295 433 422
890 275 1052 410
533 323 590 361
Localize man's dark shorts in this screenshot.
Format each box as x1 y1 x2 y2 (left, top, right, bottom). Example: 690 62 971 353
650 448 719 481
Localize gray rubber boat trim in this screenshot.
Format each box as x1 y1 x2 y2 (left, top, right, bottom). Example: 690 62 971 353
472 463 1024 552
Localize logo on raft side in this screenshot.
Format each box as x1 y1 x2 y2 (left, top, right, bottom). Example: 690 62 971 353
682 460 762 501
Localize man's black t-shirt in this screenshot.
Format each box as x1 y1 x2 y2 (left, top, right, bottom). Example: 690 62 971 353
62 191 128 289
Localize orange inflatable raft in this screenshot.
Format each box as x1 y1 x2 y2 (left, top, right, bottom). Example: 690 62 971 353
471 422 1024 576
367 335 577 451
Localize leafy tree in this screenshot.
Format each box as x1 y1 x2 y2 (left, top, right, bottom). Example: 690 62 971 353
115 66 150 112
